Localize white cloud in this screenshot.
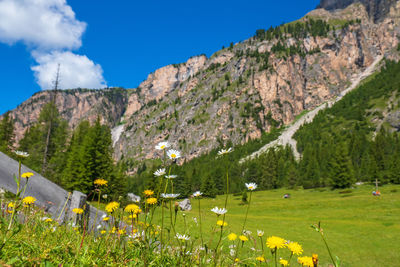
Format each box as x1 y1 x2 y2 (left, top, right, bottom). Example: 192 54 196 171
32 51 106 90
0 0 86 50
0 0 107 89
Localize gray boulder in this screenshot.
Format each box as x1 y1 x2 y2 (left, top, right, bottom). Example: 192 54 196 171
127 193 141 203
178 198 192 211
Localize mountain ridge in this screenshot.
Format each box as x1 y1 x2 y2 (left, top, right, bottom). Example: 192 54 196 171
4 1 400 170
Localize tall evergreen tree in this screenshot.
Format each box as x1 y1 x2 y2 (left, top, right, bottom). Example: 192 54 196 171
329 143 355 188
19 102 68 182
0 111 15 154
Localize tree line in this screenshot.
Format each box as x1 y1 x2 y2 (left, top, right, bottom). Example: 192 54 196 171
0 102 126 200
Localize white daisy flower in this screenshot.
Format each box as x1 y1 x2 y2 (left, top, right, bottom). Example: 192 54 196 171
154 168 166 177
243 230 252 236
155 141 170 150
211 207 227 215
164 174 177 179
167 149 181 160
161 193 180 199
15 151 29 158
245 182 257 191
217 147 233 156
257 230 264 237
230 249 236 256
193 191 203 197
176 233 190 241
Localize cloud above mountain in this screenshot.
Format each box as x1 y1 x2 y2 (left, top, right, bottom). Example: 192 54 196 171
0 0 106 89
31 51 106 89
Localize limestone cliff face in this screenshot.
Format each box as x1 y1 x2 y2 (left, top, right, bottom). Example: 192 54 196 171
138 55 207 102
10 89 127 142
5 2 400 169
318 0 397 22
114 2 400 163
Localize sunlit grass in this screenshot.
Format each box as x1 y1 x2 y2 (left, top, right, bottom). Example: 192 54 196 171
149 184 400 266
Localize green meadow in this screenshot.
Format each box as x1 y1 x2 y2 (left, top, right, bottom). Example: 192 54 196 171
149 184 400 266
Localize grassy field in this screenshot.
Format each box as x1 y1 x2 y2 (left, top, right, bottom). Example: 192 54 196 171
146 184 400 267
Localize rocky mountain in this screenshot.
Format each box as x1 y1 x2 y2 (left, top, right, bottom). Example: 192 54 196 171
318 0 397 22
5 1 400 168
8 88 127 142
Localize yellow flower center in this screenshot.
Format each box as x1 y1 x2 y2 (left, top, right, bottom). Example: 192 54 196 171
171 154 176 158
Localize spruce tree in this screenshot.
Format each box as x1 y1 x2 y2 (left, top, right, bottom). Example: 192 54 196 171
0 111 15 154
201 175 217 198
329 143 355 188
19 102 68 181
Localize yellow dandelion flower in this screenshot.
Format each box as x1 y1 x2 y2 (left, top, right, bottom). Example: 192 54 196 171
73 208 84 214
239 235 248 242
280 258 289 266
216 220 228 227
146 198 157 205
256 256 265 262
111 227 117 233
228 233 237 241
21 172 34 179
124 204 139 213
100 230 106 234
287 241 303 255
298 256 313 267
6 203 14 214
22 196 36 205
143 189 154 196
45 218 53 223
102 216 110 221
134 208 142 214
266 236 286 249
118 229 126 235
128 214 137 219
106 201 120 213
235 258 240 263
312 254 318 265
94 179 108 186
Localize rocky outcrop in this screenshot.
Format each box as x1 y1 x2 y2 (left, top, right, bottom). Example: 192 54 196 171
318 0 397 22
9 88 127 142
137 55 207 102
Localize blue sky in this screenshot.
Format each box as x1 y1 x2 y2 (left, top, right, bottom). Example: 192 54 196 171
0 0 319 114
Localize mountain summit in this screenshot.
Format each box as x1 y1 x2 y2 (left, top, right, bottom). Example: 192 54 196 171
318 0 397 21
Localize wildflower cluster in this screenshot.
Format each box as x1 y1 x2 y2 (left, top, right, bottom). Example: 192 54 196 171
0 144 337 266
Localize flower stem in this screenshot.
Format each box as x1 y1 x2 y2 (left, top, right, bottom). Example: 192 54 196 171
241 191 252 232
92 189 101 232
198 198 204 248
320 231 337 267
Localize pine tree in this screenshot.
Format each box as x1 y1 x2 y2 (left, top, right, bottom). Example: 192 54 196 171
0 111 15 154
19 102 68 181
62 121 91 192
286 163 299 188
329 143 355 188
201 175 217 198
